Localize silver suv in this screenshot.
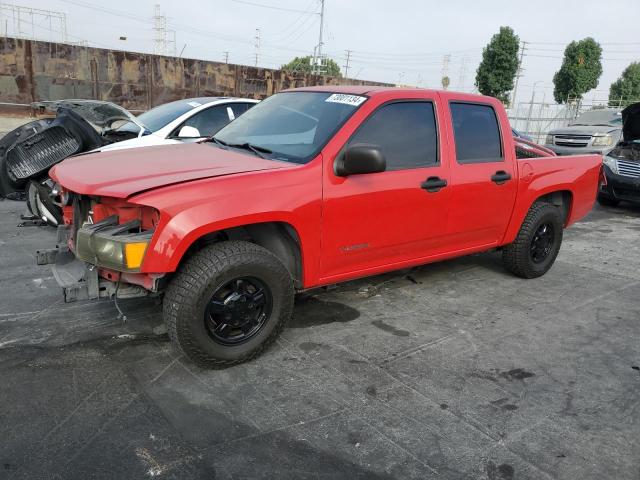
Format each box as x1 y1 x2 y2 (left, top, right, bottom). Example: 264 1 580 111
545 109 623 155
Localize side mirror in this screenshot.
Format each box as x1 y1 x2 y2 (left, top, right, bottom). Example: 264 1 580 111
335 144 386 177
177 125 202 138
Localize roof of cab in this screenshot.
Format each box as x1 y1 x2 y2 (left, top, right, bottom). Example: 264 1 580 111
284 85 426 96
282 85 493 102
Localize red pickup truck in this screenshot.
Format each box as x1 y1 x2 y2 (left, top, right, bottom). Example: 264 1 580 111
39 87 602 367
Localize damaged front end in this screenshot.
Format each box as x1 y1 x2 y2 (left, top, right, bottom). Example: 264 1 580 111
36 193 165 302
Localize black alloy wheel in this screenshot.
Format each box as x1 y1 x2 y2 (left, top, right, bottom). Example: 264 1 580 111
530 223 555 264
205 277 273 345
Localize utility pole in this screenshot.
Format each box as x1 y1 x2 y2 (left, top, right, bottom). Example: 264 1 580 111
441 54 451 90
524 81 542 137
223 51 229 64
254 28 260 67
343 49 352 78
312 0 325 75
457 55 468 91
511 40 527 107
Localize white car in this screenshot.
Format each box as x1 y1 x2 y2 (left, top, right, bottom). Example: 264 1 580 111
96 97 259 152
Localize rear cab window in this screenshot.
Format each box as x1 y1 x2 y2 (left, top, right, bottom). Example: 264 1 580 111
450 102 503 164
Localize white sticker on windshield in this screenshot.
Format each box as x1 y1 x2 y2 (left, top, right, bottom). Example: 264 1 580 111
325 94 367 106
187 101 202 107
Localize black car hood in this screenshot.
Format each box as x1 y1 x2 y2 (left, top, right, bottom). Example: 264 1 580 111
32 99 143 132
622 102 640 142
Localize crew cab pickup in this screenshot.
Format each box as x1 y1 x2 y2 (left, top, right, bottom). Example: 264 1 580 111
38 87 602 367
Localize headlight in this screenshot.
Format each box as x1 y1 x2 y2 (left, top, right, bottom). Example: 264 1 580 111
602 155 619 174
545 134 554 145
592 135 613 147
75 216 153 272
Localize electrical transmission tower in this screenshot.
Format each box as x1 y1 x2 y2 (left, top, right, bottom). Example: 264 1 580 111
254 28 260 67
152 4 176 56
0 3 68 43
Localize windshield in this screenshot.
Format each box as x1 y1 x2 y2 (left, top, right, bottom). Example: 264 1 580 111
570 110 622 126
213 91 367 163
115 99 204 134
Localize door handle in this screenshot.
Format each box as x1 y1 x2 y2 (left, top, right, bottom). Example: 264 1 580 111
491 170 512 185
421 176 447 192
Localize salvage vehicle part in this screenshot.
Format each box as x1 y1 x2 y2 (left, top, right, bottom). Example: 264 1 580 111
597 102 640 206
39 87 602 368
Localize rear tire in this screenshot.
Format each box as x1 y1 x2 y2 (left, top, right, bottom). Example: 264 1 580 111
164 240 294 368
597 194 620 207
502 202 563 279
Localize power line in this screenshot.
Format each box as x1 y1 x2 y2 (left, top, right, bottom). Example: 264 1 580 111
263 0 318 41
230 0 320 14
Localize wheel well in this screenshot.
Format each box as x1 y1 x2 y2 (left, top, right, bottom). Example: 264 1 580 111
534 190 572 224
183 222 304 289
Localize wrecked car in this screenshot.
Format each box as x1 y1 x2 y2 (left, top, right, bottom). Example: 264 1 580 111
1 97 258 225
37 86 602 368
598 102 640 206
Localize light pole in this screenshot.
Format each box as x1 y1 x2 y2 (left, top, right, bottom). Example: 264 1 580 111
524 81 543 137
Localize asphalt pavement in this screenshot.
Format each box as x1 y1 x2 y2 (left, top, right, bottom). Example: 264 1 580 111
0 198 639 479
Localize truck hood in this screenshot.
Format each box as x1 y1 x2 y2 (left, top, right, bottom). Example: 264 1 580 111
50 143 289 198
548 125 620 136
622 102 640 142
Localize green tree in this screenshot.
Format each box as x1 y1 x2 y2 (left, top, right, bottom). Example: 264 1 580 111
281 55 342 77
609 62 640 107
475 26 520 104
552 38 603 104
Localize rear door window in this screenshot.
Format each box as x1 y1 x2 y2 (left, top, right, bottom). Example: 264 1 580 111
450 102 503 163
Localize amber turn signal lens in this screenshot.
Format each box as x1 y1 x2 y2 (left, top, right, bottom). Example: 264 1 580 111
124 242 149 269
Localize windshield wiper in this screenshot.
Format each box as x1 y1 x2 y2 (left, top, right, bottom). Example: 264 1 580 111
209 136 229 147
227 142 273 159
206 137 273 159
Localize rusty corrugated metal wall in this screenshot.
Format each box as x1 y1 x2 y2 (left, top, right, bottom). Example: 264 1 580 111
0 37 391 114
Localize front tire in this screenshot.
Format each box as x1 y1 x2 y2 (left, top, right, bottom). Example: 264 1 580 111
164 241 294 368
502 202 564 279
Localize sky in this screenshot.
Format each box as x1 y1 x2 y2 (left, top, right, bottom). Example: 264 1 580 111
4 0 640 107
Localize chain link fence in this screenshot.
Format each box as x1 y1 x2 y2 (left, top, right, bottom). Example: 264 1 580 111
508 96 640 144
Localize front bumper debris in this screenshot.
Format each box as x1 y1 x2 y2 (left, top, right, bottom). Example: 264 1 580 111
36 225 152 303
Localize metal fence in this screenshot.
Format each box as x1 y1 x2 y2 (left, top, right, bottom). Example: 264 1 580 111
508 97 640 144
